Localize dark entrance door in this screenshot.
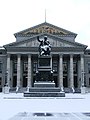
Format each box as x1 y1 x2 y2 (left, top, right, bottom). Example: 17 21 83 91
23 76 27 87
74 76 78 88
13 76 17 87
63 76 68 87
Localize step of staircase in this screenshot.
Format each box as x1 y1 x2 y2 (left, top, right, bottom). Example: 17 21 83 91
29 87 60 92
24 92 65 97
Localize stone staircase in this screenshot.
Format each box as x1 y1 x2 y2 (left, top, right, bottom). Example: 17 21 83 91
24 87 65 97
24 82 65 97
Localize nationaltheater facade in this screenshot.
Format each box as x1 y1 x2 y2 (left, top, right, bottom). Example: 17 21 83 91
0 22 90 92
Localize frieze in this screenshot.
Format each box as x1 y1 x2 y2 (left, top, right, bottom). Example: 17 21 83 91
24 25 67 36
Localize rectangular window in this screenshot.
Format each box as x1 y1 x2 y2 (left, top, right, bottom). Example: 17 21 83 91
63 62 67 74
13 61 17 73
33 61 37 73
23 61 28 72
0 62 2 73
88 63 90 73
89 78 90 85
53 61 58 73
0 77 2 85
73 62 77 74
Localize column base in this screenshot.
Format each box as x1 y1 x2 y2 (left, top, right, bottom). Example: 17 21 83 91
60 87 64 92
26 87 30 92
3 86 10 94
71 87 75 93
81 87 86 94
16 86 19 93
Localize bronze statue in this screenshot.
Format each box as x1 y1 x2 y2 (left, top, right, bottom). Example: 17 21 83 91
37 36 51 56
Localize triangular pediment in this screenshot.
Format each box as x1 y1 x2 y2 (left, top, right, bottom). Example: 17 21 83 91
14 22 77 38
4 33 87 49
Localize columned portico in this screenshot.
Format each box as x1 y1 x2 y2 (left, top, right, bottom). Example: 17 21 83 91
6 53 83 91
59 54 63 89
27 54 32 88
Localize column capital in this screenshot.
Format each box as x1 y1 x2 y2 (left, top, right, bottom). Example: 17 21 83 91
17 54 21 57
80 54 84 58
59 54 63 57
28 54 31 57
7 54 11 57
70 54 73 57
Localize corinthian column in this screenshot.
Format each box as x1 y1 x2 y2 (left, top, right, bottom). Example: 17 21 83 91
70 54 74 90
7 54 10 87
81 54 84 87
27 54 32 88
59 54 63 90
17 54 21 88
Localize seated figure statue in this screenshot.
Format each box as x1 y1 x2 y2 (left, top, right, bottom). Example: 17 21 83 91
37 36 51 56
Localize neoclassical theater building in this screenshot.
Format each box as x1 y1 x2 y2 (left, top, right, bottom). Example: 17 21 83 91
0 22 90 92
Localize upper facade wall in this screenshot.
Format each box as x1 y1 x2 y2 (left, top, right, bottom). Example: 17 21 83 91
13 36 77 48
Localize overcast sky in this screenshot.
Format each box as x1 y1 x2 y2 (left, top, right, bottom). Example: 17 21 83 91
0 0 90 48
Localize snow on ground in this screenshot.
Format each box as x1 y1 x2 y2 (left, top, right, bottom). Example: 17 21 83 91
0 93 90 120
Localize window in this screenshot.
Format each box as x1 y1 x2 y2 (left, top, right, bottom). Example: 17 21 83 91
63 62 67 74
88 63 90 73
33 61 37 73
23 61 28 72
13 61 17 73
0 77 2 85
89 78 90 85
0 62 2 73
53 60 58 73
73 62 77 74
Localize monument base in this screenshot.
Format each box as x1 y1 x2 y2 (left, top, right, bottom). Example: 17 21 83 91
34 81 55 87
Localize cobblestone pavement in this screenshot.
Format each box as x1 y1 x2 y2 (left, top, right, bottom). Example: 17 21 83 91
9 112 90 120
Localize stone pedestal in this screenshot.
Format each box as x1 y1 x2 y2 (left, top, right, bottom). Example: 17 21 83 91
81 87 86 94
3 86 10 94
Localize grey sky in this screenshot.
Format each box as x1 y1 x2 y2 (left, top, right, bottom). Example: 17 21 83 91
0 0 90 48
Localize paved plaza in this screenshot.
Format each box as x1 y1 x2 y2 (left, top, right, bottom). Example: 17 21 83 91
9 112 90 120
0 93 90 120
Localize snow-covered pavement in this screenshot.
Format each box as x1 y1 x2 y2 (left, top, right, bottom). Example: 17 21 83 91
0 93 90 120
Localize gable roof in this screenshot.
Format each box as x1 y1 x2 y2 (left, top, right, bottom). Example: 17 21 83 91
14 22 77 38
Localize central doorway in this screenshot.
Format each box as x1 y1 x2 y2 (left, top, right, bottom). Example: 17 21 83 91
23 76 27 87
